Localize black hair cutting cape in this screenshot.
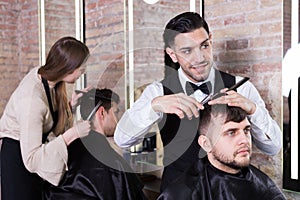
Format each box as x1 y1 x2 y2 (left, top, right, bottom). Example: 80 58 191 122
44 131 146 200
158 157 286 200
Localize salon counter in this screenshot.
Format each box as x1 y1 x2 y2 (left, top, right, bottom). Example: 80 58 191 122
123 150 163 200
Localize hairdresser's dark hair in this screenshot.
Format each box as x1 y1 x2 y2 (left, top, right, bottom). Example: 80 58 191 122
163 12 210 49
38 36 90 135
199 104 248 136
80 88 120 120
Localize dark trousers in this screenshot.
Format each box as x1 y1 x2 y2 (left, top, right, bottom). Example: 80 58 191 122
1 138 43 200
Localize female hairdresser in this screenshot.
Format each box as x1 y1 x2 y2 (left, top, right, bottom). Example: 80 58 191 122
0 36 91 200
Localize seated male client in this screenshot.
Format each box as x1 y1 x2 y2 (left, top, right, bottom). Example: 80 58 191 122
158 104 286 200
44 88 146 200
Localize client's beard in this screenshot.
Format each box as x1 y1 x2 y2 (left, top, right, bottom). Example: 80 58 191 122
211 148 250 170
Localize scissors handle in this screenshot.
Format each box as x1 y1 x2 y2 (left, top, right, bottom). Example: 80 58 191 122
200 77 250 105
228 77 250 91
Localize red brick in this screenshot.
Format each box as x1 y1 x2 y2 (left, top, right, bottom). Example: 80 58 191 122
226 39 249 50
224 15 245 26
253 62 281 73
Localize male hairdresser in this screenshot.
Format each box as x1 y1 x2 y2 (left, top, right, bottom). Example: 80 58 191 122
114 12 281 190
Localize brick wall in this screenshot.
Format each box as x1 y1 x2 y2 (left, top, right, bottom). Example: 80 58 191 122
0 0 39 114
131 0 191 88
44 0 76 56
84 0 125 102
0 0 77 115
206 0 282 122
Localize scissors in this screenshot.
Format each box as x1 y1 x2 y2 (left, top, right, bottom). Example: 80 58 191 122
200 77 250 105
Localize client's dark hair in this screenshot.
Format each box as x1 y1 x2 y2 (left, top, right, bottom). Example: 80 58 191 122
80 88 120 120
199 104 248 136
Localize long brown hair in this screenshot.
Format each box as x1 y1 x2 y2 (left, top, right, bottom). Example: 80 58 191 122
38 37 90 135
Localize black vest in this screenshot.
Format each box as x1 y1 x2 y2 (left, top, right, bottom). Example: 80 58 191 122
159 70 236 190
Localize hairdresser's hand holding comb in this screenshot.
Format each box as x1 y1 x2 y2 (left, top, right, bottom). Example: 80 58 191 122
62 120 91 145
208 88 256 115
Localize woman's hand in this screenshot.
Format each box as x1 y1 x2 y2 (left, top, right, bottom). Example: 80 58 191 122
70 86 93 112
62 120 91 145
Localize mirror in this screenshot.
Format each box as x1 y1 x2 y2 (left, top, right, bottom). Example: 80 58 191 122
282 0 300 192
118 0 205 171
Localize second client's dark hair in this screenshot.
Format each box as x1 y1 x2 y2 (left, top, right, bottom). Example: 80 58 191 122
80 88 120 120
